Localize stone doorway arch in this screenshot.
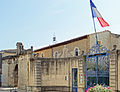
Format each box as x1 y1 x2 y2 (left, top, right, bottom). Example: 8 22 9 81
14 64 18 87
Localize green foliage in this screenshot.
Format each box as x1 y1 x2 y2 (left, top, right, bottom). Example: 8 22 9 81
87 85 112 92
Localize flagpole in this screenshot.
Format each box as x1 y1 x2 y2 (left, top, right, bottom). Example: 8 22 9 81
90 0 99 86
90 0 98 45
92 17 98 45
89 0 109 87
90 7 99 86
91 11 99 86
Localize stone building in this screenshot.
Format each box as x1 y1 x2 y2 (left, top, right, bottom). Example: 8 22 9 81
34 30 120 58
0 49 17 57
2 42 33 89
0 48 17 86
3 48 120 92
2 31 120 92
29 49 120 92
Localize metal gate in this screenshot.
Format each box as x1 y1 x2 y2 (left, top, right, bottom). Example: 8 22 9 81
85 44 109 91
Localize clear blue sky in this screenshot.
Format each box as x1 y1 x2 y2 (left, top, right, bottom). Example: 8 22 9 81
0 0 119 50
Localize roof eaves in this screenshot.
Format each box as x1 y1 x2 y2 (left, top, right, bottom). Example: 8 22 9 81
34 35 88 52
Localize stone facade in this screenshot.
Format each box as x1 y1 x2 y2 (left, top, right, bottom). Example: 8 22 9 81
118 51 120 91
109 50 118 92
34 30 120 58
0 48 17 87
2 42 33 90
2 46 120 92
2 31 120 92
28 49 120 92
29 56 85 92
34 35 89 58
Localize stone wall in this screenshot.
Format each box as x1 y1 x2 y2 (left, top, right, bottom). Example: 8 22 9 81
111 33 120 50
2 48 33 92
109 50 118 92
90 31 120 51
30 55 85 92
18 54 31 90
89 30 111 49
2 58 17 87
32 49 120 92
117 50 120 92
34 37 89 58
109 50 120 92
2 62 8 86
35 31 120 59
2 42 120 92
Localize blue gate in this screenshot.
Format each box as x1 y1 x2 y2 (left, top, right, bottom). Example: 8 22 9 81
85 44 109 91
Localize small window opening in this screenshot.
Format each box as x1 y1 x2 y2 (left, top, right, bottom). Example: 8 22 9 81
75 48 79 56
41 53 44 57
54 52 58 58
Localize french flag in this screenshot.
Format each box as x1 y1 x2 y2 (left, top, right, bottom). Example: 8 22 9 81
90 0 109 27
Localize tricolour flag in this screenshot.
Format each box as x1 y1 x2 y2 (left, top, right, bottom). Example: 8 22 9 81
90 0 109 27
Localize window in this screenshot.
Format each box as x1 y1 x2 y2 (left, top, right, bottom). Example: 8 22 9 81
54 51 58 58
41 53 44 57
75 48 79 56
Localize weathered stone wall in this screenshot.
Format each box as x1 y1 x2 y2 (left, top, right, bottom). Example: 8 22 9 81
109 50 119 92
117 50 120 91
35 31 120 59
30 56 85 92
8 63 17 87
1 52 16 57
2 62 8 86
111 33 120 50
90 31 120 50
32 49 120 92
2 49 33 92
90 30 111 49
2 41 120 92
18 54 31 90
2 58 17 87
29 59 35 87
35 37 89 58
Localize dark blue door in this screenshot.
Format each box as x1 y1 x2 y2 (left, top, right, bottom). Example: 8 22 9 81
72 68 77 92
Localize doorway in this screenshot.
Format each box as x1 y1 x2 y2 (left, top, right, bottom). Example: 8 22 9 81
14 64 18 87
72 68 77 92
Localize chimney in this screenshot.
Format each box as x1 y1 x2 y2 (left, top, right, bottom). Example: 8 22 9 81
16 42 24 55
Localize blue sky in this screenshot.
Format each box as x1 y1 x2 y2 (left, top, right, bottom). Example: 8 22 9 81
0 0 119 50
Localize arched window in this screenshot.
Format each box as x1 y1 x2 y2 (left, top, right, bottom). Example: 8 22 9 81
75 48 79 56
41 53 44 57
54 51 58 58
